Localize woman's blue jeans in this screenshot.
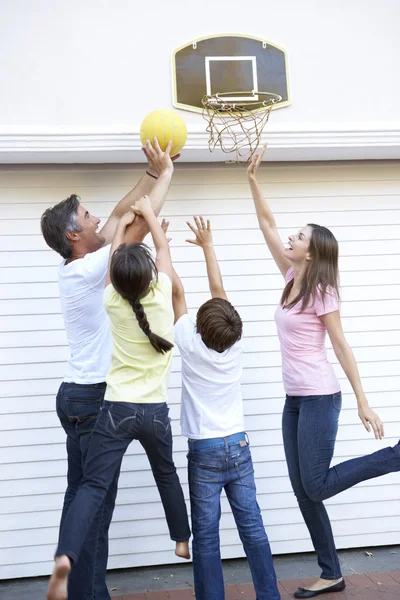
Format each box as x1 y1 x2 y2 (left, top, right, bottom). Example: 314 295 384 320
282 392 400 579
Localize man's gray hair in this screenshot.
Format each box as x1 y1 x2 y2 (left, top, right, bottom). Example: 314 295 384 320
41 194 82 259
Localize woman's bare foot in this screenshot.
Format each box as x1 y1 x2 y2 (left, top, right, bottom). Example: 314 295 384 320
46 555 71 600
304 577 343 591
175 540 190 559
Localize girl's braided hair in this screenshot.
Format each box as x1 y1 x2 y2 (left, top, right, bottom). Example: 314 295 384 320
110 243 173 354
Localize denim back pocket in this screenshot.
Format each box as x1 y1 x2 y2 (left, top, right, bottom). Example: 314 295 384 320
152 405 171 439
62 387 103 426
189 450 225 486
105 403 138 438
232 447 254 480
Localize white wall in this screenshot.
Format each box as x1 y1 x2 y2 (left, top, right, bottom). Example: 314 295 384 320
0 0 399 131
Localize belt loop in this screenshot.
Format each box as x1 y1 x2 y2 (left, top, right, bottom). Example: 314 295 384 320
224 437 229 452
245 432 250 446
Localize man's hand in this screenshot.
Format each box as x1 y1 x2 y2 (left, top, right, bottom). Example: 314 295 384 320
142 139 179 178
132 195 153 218
247 144 267 180
100 138 175 245
186 216 213 248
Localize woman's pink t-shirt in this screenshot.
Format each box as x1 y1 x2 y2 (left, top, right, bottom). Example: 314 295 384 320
274 267 341 396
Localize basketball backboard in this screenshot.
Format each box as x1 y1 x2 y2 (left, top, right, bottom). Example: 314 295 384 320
172 34 290 114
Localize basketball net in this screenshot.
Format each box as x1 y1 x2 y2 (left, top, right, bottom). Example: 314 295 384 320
202 91 281 163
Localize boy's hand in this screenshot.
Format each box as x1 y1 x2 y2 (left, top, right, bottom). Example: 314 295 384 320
132 195 153 217
186 216 213 248
187 217 226 299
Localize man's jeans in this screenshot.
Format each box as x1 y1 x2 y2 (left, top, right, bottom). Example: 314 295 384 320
57 401 190 563
56 382 120 600
188 432 280 600
282 392 400 580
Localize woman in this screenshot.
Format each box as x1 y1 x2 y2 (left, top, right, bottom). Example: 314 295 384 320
248 146 400 599
47 178 190 600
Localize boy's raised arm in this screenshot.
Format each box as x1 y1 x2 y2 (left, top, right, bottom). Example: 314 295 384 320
186 217 227 300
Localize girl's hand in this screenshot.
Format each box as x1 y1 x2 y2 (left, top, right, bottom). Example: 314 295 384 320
132 195 152 217
186 216 213 248
119 207 136 228
247 144 267 179
358 404 385 440
161 218 172 243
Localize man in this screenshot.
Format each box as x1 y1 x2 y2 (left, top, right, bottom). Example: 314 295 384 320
40 139 176 600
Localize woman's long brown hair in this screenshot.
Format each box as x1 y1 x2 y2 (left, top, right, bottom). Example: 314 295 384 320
280 224 340 311
110 243 174 354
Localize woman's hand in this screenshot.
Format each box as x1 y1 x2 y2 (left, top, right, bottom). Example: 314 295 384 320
247 144 267 179
358 403 385 440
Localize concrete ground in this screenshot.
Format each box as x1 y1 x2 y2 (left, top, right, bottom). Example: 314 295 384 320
1 545 399 599
112 573 400 600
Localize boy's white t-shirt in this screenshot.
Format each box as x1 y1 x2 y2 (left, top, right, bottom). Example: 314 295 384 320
58 244 112 384
174 313 244 440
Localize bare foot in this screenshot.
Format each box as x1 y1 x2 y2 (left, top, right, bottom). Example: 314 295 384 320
304 577 343 591
175 540 190 560
46 555 71 600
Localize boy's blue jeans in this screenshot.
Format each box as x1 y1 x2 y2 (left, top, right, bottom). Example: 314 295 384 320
188 432 281 600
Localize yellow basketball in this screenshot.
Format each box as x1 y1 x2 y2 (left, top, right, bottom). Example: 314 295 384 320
140 109 187 156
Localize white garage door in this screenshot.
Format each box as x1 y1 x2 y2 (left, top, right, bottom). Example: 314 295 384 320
0 161 399 579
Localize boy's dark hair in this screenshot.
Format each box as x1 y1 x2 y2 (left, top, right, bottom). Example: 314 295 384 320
196 298 242 353
110 243 173 355
40 194 82 259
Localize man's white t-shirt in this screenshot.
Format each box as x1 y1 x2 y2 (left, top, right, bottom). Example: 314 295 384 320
58 245 112 384
174 313 245 440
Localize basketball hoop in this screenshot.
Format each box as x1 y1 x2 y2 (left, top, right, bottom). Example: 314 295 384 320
202 91 282 163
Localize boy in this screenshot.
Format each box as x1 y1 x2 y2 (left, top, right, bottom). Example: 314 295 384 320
172 216 280 600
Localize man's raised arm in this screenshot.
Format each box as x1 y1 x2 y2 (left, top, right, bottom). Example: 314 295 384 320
100 139 178 245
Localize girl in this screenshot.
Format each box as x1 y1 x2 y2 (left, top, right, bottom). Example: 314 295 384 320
47 164 190 600
248 146 400 599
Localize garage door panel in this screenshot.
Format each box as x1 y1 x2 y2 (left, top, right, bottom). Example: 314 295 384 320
0 161 399 580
